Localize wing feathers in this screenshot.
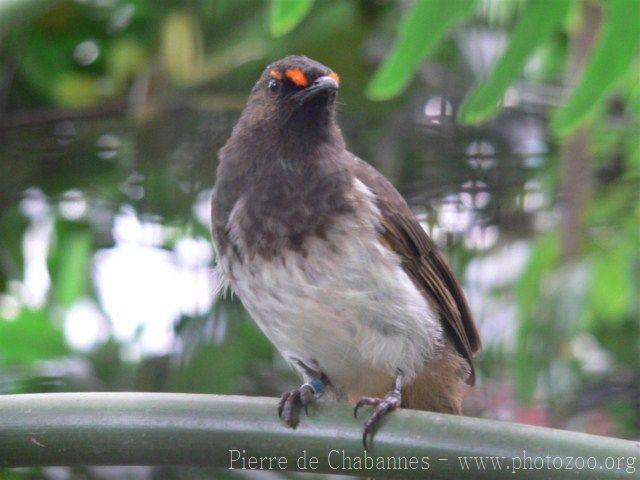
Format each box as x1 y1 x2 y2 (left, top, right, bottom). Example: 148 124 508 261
349 156 481 385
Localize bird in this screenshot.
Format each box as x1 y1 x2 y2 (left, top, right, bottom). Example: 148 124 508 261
210 55 481 449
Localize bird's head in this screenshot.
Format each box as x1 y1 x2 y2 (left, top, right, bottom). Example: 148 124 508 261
235 55 341 142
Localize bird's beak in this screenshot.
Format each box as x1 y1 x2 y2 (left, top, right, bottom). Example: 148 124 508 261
310 75 339 93
295 75 339 104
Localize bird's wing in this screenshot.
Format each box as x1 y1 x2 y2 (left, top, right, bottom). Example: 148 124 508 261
348 155 481 385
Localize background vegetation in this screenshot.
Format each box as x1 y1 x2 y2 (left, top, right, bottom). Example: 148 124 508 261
0 0 638 477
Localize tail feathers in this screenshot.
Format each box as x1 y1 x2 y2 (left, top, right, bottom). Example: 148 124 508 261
403 345 469 414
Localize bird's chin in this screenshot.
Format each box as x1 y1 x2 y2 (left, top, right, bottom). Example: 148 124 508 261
282 105 333 137
297 91 336 114
295 97 334 122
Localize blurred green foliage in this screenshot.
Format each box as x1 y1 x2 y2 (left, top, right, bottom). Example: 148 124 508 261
270 0 315 36
551 0 640 135
366 0 477 100
458 0 573 125
279 0 639 138
0 308 68 365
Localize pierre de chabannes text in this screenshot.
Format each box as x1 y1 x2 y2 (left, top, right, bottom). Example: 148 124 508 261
228 449 637 474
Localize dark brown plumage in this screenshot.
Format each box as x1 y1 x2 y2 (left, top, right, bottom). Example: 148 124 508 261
211 55 481 447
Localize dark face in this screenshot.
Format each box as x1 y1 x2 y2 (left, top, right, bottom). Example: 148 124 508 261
241 55 340 135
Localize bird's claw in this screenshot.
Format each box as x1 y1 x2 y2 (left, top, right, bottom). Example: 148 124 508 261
277 385 314 428
354 391 401 450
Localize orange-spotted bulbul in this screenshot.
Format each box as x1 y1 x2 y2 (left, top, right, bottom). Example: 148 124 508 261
211 55 481 448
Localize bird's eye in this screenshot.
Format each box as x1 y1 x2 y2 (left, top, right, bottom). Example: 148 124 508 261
268 79 279 94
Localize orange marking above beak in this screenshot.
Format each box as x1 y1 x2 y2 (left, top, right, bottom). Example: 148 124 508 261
329 72 340 85
285 68 309 87
269 69 283 80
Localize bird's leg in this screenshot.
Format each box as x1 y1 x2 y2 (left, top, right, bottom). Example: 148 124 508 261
354 371 403 450
278 377 326 428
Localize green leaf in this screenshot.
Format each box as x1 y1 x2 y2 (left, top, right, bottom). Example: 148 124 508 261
367 0 476 101
0 309 68 365
52 224 92 307
458 0 573 125
161 10 204 86
588 245 634 322
552 0 640 136
270 0 314 37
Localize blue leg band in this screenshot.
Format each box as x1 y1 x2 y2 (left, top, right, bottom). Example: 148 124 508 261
303 378 326 396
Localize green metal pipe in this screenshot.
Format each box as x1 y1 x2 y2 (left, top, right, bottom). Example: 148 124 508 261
0 393 637 479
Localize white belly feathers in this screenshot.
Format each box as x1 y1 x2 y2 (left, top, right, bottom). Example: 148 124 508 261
215 179 443 395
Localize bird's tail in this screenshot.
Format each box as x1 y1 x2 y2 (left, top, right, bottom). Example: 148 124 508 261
403 344 469 414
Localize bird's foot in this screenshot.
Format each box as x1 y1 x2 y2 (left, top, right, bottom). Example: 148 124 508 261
278 378 325 428
354 373 403 450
